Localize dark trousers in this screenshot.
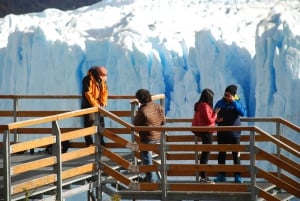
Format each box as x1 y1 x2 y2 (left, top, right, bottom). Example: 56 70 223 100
217 132 241 176
84 113 105 146
197 132 213 179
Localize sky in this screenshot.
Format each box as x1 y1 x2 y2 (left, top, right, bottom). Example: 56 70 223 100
0 0 299 200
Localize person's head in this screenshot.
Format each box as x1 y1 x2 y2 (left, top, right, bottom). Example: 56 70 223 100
96 66 108 81
135 89 152 104
90 66 108 81
195 88 214 110
224 84 238 102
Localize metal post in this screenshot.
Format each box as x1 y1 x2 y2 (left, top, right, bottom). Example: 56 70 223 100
3 130 11 201
130 102 139 182
95 112 103 201
52 121 63 201
249 130 256 201
13 97 19 143
194 136 199 181
160 131 167 201
275 121 281 178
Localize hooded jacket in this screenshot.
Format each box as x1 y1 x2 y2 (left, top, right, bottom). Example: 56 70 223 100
81 68 108 108
214 97 246 136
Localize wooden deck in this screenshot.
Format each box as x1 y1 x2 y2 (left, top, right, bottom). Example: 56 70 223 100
0 95 299 201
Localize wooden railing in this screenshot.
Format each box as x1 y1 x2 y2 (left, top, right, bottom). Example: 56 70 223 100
0 94 299 201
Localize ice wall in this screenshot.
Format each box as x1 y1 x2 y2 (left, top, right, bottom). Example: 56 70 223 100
0 0 299 128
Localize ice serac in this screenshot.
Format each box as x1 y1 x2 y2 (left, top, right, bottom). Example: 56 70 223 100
255 12 300 128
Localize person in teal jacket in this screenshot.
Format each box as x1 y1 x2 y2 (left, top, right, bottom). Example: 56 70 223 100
213 84 247 183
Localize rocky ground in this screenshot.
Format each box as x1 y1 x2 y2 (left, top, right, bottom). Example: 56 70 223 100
0 0 102 18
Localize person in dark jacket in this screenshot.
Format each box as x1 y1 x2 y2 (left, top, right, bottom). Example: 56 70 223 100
133 89 166 182
213 84 247 183
192 88 219 183
81 66 108 146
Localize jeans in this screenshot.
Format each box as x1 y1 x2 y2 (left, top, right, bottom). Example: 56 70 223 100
141 140 159 182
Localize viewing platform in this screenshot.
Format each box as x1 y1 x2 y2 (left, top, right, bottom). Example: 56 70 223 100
0 95 299 201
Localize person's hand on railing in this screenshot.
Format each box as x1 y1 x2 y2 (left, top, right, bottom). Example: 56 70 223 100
130 99 139 105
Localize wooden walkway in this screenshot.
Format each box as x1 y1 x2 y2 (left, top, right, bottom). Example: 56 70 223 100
0 94 299 201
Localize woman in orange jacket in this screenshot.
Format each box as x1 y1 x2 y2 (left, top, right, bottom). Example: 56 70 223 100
81 66 108 146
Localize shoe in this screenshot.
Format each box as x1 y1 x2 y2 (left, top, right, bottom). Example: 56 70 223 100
214 174 226 182
235 174 243 183
200 178 215 184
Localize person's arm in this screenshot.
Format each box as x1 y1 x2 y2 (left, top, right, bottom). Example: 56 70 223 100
83 77 99 107
232 100 247 117
99 81 108 107
133 108 146 126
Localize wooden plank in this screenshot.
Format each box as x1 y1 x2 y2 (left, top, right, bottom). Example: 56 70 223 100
62 146 96 162
62 163 96 180
109 111 131 117
257 149 300 177
17 111 71 117
279 135 300 151
256 128 300 157
101 162 132 186
61 126 97 141
138 165 158 173
12 174 57 194
7 107 98 130
106 128 131 134
257 168 300 197
138 183 160 191
103 129 130 147
11 136 55 153
14 127 79 134
138 144 160 152
12 156 56 175
0 111 13 117
167 164 248 173
166 134 269 142
102 147 132 170
168 183 248 192
269 172 300 191
167 144 247 152
256 186 281 201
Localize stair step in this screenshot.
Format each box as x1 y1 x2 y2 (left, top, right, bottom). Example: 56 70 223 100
256 182 276 191
274 192 294 201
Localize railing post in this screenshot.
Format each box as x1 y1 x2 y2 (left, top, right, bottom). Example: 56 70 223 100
13 97 19 143
95 112 103 201
52 121 63 201
160 130 167 201
249 130 257 201
275 121 281 178
194 136 200 181
3 130 11 201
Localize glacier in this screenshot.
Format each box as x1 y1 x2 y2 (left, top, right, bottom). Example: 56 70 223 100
0 0 299 200
0 0 299 125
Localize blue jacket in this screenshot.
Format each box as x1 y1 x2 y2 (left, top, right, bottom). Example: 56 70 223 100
214 97 247 136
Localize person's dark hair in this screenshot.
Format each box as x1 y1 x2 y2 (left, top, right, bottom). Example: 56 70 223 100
88 66 101 83
194 88 214 111
135 89 152 104
225 84 237 95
